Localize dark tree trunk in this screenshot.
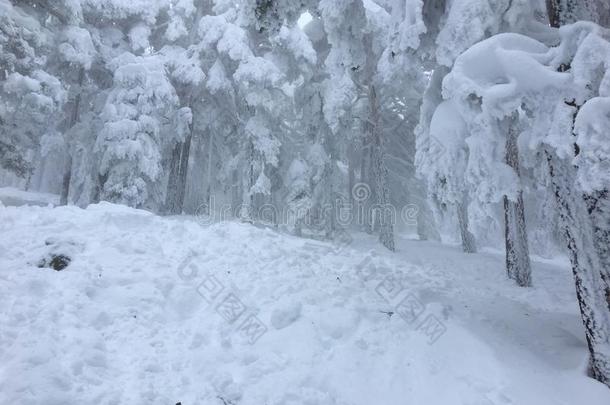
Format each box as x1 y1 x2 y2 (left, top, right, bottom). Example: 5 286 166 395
546 0 579 27
165 133 192 214
503 118 531 287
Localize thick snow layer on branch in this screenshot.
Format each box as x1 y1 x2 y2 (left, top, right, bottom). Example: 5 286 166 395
426 100 469 204
277 25 317 65
58 26 96 69
443 33 569 120
574 97 610 193
206 59 231 94
245 115 281 167
159 45 206 86
322 73 357 134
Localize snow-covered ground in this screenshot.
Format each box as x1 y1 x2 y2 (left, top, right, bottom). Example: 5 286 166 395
0 187 59 207
0 201 609 405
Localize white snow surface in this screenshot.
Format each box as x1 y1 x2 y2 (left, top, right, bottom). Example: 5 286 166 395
0 187 59 207
0 202 609 404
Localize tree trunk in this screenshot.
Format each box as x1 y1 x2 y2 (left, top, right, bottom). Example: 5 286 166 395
174 134 192 210
359 139 373 233
59 155 72 206
546 150 610 386
348 143 355 207
457 198 477 253
369 85 395 252
165 132 192 214
544 4 610 386
584 190 610 312
204 130 215 214
60 67 85 206
240 141 255 222
165 98 194 214
503 118 531 287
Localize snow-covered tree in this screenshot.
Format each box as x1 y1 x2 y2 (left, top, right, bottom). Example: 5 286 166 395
416 0 548 279
0 0 65 182
96 52 181 208
438 6 610 384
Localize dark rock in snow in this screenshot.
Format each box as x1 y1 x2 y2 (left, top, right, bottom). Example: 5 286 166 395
38 254 71 271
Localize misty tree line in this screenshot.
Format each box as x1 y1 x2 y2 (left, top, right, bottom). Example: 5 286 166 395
1 0 609 386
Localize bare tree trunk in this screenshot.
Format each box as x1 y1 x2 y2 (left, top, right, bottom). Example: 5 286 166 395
457 197 476 253
60 67 84 206
503 117 531 287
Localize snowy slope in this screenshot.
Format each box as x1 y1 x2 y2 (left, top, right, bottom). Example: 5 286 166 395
0 203 608 405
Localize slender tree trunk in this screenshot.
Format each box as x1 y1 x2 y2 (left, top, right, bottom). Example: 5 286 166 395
164 133 192 214
503 117 531 287
369 85 395 252
457 197 476 253
165 144 181 213
359 139 373 233
204 130 215 214
325 157 337 239
165 98 194 214
176 133 192 209
60 67 85 206
35 155 47 191
240 141 255 222
59 155 72 206
348 143 355 207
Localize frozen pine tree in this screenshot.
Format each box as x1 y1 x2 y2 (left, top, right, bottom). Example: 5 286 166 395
96 52 181 208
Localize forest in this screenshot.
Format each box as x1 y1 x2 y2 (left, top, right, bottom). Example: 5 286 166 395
1 0 610 403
